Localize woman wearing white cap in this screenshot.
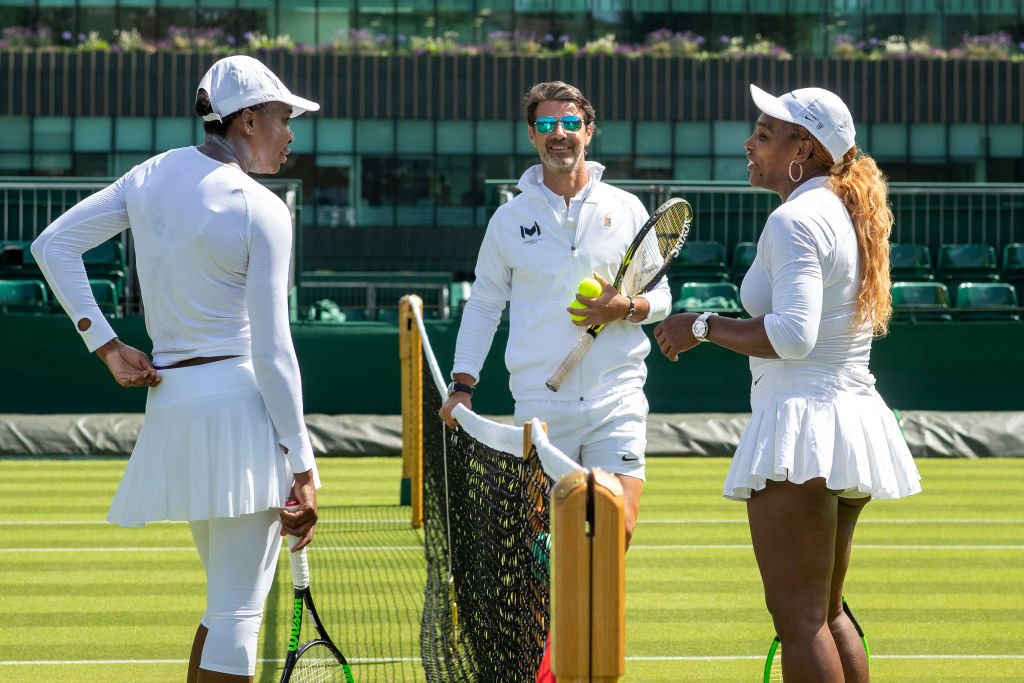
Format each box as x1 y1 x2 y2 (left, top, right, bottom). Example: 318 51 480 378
654 85 921 682
32 55 321 682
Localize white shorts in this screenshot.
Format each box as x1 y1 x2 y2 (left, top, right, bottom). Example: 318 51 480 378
514 389 648 481
191 509 282 676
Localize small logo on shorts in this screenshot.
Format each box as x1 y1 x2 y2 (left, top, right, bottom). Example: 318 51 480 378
753 375 763 386
621 454 640 462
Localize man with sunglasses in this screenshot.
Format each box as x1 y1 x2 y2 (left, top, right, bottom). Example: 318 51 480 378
440 81 671 554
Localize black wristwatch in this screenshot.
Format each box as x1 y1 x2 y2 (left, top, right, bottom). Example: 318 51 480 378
447 381 474 397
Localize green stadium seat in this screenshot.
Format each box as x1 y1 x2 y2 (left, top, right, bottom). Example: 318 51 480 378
0 278 49 313
937 243 999 295
673 281 744 316
730 242 757 285
669 240 729 286
1001 243 1024 301
891 281 952 322
83 240 126 297
953 282 1020 322
0 240 43 282
890 243 934 281
2 239 126 298
89 278 120 318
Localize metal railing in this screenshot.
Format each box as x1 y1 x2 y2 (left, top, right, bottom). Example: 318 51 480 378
486 179 1024 259
0 177 301 316
298 271 453 322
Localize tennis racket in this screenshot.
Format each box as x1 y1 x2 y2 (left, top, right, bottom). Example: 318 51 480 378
763 596 869 682
545 197 693 392
279 527 354 682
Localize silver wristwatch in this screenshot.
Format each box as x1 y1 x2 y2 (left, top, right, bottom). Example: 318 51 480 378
692 311 717 343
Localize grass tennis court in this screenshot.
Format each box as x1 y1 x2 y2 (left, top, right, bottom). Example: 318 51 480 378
2 456 1022 682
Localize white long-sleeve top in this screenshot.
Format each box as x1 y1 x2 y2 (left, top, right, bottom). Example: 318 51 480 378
453 162 672 401
31 146 315 474
740 176 872 379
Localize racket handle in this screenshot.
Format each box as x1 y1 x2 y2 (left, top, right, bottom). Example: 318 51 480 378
285 499 311 590
545 332 595 392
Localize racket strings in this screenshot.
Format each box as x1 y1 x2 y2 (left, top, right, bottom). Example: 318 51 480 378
289 642 349 682
621 203 691 295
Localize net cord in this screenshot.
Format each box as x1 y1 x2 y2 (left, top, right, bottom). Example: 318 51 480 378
410 301 582 481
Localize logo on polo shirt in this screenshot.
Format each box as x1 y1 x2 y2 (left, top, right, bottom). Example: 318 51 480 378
520 221 542 243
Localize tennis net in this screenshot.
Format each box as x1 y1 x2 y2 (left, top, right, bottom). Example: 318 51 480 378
411 299 581 682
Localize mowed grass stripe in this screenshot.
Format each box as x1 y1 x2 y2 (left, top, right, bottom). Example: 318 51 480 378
1 456 1023 682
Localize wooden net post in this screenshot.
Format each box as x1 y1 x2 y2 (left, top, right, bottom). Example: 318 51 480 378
550 466 625 683
399 295 423 529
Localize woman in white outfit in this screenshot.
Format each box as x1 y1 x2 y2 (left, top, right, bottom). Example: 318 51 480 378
31 55 322 683
654 85 921 682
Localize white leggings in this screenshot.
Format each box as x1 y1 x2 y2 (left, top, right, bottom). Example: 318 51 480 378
190 509 282 676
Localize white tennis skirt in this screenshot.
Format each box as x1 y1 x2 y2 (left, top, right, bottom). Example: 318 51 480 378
723 361 922 502
107 357 294 528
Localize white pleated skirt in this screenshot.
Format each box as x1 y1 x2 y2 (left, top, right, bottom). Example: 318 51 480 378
723 361 922 502
107 357 294 528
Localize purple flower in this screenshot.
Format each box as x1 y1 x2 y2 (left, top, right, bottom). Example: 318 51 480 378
226 35 236 45
543 34 554 43
719 35 729 44
61 31 72 41
398 34 407 42
558 34 569 43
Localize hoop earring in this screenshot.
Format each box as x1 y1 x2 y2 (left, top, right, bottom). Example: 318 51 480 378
788 160 804 183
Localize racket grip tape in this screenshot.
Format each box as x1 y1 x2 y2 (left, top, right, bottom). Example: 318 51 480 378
285 499 311 590
545 332 595 392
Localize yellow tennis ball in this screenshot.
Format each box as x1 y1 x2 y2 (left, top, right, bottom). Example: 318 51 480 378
578 277 602 299
569 299 588 322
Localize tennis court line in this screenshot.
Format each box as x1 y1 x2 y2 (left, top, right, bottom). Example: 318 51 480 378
632 544 1024 550
0 518 406 526
2 517 1021 527
3 654 1022 666
4 543 1024 553
641 519 1024 524
0 657 421 666
0 545 424 553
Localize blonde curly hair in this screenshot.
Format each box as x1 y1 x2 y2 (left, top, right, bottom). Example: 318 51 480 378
808 140 894 337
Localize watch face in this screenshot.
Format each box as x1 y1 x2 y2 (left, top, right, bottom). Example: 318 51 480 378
692 319 708 339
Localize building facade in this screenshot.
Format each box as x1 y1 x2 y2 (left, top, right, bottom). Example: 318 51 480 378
2 1 1023 271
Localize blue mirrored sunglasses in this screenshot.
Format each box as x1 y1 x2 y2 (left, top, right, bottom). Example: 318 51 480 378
532 115 584 134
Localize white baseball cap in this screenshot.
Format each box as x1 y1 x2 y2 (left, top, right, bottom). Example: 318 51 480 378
749 84 855 163
197 55 320 122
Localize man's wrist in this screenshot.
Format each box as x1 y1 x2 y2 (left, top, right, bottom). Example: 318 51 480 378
447 381 475 397
623 296 636 320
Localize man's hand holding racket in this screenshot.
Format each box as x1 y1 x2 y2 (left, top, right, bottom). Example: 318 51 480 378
546 197 693 392
280 469 318 551
567 274 647 326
